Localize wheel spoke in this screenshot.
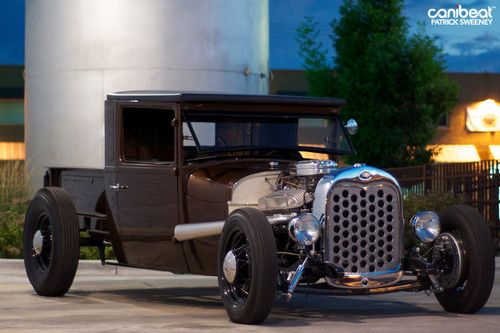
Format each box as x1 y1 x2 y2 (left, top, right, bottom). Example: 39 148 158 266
221 228 254 306
231 245 245 255
236 259 250 265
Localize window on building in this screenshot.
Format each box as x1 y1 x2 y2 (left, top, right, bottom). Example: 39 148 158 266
122 108 175 163
438 113 450 127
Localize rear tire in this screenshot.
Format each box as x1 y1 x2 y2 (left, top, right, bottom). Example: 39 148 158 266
23 187 80 296
435 205 495 313
217 208 277 324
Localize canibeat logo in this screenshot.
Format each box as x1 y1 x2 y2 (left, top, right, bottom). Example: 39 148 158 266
428 3 495 25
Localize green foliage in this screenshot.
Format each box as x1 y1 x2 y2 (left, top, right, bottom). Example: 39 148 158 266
0 161 114 260
80 246 115 260
403 191 463 223
0 202 25 258
0 161 27 258
296 0 458 167
296 17 336 97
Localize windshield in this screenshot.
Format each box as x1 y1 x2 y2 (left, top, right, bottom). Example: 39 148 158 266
182 111 353 160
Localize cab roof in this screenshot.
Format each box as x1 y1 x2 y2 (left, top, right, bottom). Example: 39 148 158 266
107 91 345 107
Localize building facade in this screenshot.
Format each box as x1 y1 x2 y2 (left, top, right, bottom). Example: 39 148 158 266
0 65 24 160
270 70 500 163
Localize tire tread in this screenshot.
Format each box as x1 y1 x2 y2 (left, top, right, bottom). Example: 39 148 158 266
218 208 277 324
436 204 495 313
23 187 80 296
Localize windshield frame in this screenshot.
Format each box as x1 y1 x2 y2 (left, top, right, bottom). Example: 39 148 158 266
181 106 355 161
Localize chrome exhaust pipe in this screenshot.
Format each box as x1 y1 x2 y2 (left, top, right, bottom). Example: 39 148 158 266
174 221 225 241
174 214 294 241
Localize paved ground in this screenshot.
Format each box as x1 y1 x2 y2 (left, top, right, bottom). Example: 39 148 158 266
0 259 499 333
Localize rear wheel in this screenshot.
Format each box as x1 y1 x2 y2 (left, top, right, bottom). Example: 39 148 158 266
23 187 80 296
217 208 277 324
435 205 495 313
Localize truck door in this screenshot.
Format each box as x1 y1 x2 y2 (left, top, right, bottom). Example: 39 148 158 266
106 104 186 272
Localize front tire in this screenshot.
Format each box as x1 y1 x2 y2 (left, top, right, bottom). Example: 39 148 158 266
23 187 80 296
435 205 495 313
217 208 277 324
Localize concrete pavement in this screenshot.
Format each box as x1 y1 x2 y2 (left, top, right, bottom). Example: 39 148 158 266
0 258 499 332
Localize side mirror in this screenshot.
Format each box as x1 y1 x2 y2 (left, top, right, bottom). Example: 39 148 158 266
345 119 358 135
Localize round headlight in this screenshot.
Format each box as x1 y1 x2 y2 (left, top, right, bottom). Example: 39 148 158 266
410 211 440 243
288 213 320 246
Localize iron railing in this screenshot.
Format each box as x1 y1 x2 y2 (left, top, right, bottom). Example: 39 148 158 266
387 160 500 243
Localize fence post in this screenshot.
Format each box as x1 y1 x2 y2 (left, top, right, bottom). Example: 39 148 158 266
423 164 427 194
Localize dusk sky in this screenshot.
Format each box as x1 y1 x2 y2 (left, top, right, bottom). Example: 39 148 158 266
1 0 499 72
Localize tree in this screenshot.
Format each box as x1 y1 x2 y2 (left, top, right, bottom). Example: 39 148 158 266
296 0 458 167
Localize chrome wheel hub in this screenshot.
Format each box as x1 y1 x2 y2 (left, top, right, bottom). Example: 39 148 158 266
33 230 44 255
223 250 237 283
432 232 465 289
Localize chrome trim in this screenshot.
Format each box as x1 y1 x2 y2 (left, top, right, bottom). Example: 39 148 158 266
109 183 120 192
312 165 401 220
345 119 358 135
222 250 237 283
312 176 336 220
174 213 296 241
287 255 310 299
328 265 404 289
410 211 441 243
359 171 372 181
33 230 44 255
432 232 465 289
325 180 403 274
267 213 297 225
289 160 337 176
288 213 320 246
314 165 404 289
295 278 427 296
174 221 225 241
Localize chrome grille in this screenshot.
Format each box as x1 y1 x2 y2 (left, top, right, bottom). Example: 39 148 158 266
325 181 402 275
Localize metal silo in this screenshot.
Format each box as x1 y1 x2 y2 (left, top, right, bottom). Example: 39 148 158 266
25 0 269 193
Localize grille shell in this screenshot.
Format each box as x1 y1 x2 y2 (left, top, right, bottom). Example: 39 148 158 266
325 180 403 278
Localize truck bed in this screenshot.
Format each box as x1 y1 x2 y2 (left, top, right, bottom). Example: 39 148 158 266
46 168 105 214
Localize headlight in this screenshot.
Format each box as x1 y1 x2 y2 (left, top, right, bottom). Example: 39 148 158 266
410 211 440 243
288 213 320 246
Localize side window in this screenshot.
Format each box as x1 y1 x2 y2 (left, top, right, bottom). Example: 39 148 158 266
122 107 174 163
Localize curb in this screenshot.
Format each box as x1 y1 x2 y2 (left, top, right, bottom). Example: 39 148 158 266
0 259 173 276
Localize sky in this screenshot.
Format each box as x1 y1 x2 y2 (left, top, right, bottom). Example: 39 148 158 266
1 0 499 72
270 0 500 71
0 0 24 66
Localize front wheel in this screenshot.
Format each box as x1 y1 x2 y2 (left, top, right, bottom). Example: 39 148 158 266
434 205 495 313
217 208 277 324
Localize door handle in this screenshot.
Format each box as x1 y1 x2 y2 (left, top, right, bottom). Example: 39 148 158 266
110 183 129 191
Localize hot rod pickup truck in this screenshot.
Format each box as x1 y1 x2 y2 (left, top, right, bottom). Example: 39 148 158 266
24 92 495 324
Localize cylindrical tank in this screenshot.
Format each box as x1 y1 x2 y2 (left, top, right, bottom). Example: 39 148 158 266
25 0 269 193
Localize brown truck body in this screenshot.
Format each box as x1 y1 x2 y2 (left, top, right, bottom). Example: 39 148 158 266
44 92 346 274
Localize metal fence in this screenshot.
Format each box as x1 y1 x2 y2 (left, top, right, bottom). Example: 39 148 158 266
387 160 500 241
